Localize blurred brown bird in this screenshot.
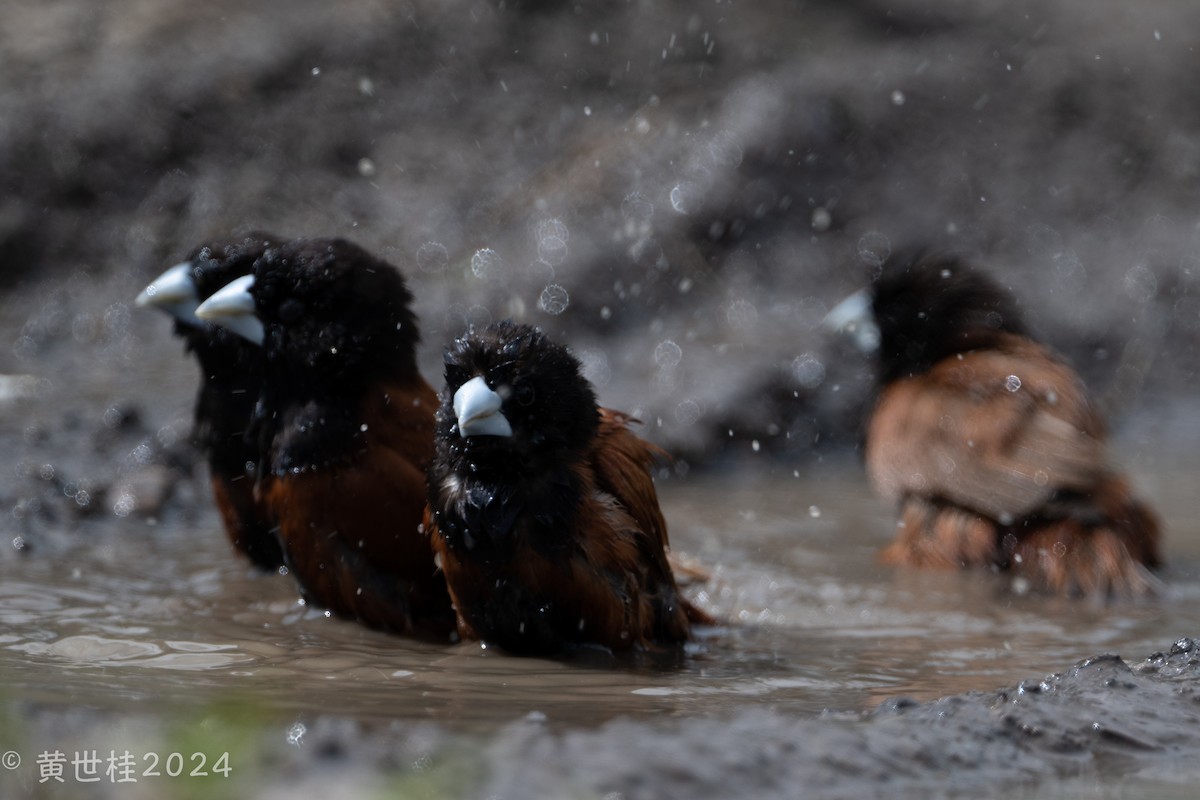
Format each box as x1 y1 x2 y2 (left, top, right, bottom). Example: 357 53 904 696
196 238 453 635
425 321 706 654
135 232 285 571
825 252 1161 596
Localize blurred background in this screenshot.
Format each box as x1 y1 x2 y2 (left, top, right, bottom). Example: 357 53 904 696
3 0 1198 469
2 2 1200 796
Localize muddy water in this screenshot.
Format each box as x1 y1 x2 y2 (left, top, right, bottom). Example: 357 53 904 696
2 452 1199 795
4 465 1195 724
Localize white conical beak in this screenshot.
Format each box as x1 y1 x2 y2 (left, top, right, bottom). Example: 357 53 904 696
194 274 264 345
453 375 513 438
823 288 880 353
135 262 202 326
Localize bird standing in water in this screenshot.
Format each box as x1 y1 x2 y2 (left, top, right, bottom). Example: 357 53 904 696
196 238 454 635
425 321 703 654
136 232 284 571
825 252 1161 596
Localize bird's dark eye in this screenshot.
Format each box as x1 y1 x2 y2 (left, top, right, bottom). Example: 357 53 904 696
515 383 535 406
279 299 304 323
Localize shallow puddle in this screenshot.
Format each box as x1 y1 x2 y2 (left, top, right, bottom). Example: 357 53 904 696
3 459 1196 738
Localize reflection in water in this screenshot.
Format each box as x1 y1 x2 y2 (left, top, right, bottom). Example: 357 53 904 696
1 464 1195 730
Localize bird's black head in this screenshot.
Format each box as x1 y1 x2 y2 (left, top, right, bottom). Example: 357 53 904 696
250 238 422 386
186 231 280 302
846 252 1027 383
434 321 600 479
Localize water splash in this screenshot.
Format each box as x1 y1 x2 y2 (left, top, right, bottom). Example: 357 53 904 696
416 242 449 272
1123 264 1158 303
621 192 654 222
708 130 744 168
791 354 826 389
538 284 570 315
857 232 892 270
654 340 683 369
471 248 503 279
670 181 702 215
536 219 570 266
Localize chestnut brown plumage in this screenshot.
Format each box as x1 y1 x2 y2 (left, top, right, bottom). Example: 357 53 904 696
136 232 284 570
195 237 453 635
827 252 1161 596
425 321 700 654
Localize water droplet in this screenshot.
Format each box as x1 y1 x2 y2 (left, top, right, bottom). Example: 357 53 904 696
628 238 665 270
112 494 135 518
674 399 701 426
621 192 654 222
416 242 449 272
357 157 376 177
1005 375 1022 392
538 284 570 315
808 505 821 518
857 232 892 269
654 339 683 368
791 354 825 389
286 722 307 746
708 130 744 168
471 248 502 279
811 207 832 232
535 218 570 266
358 76 375 96
725 298 758 329
310 67 321 76
1026 223 1064 260
1123 264 1158 303
891 89 906 106
670 181 701 214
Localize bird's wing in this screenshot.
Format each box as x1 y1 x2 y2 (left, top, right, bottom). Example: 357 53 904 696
866 341 1108 521
588 408 673 555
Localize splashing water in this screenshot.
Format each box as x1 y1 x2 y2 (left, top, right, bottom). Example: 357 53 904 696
791 354 826 389
1123 264 1158 303
708 130 744 168
654 340 683 369
857 232 892 270
416 242 449 272
538 284 570 315
674 398 702 426
621 192 654 222
536 219 570 266
670 181 702 215
725 298 759 330
471 248 503 279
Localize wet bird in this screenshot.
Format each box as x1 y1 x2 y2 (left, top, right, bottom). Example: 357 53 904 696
425 321 704 654
825 252 1161 596
136 232 285 570
195 238 454 635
